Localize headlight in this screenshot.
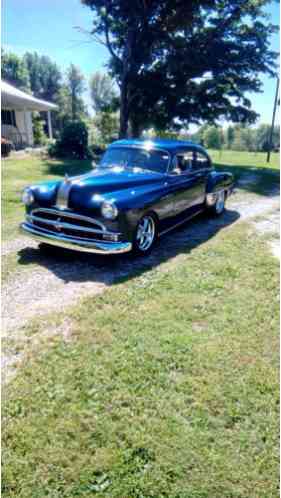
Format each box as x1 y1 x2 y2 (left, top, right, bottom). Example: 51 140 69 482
22 188 35 206
101 201 118 220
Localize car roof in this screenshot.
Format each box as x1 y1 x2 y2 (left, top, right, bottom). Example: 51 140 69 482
110 138 208 154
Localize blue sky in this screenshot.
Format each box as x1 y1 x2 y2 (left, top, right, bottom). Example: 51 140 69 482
2 0 280 127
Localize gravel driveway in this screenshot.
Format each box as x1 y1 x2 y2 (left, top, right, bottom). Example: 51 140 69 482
3 188 279 338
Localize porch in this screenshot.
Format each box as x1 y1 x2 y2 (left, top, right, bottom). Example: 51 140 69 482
1 81 58 149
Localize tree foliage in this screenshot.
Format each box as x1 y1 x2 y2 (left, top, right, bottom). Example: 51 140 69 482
82 0 278 137
66 64 86 120
94 111 119 144
2 49 89 138
32 114 47 146
191 123 280 152
203 126 223 149
90 71 117 112
23 52 62 102
1 50 30 91
49 120 89 158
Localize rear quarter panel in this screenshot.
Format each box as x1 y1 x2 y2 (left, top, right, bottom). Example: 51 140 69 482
206 171 234 193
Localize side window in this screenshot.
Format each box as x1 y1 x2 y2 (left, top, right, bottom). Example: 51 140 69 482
172 150 195 174
195 151 210 170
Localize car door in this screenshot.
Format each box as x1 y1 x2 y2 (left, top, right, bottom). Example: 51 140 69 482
167 148 204 217
189 149 211 206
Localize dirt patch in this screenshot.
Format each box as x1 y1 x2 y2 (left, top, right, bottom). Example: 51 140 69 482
253 210 280 259
2 236 37 257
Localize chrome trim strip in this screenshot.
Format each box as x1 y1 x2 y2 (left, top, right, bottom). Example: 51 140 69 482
31 208 106 231
55 178 72 209
21 223 132 255
26 214 120 236
159 209 204 236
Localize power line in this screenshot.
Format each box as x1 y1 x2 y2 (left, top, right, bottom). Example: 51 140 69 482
266 76 279 163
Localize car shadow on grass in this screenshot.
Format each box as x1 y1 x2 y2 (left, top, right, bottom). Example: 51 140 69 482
17 209 240 286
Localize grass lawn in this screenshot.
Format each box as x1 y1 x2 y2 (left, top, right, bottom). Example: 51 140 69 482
2 150 280 497
3 229 279 494
1 150 280 242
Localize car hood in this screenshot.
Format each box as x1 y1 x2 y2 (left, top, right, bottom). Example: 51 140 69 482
31 166 165 212
69 166 164 193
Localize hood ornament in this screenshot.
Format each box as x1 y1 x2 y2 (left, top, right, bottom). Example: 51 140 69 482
64 173 70 183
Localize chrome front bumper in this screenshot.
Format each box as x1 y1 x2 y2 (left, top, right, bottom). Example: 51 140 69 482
20 223 132 255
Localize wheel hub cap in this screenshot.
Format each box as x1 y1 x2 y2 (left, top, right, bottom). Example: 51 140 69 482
216 191 225 213
136 216 155 251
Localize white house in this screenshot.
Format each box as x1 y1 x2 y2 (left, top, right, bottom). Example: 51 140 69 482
1 80 58 148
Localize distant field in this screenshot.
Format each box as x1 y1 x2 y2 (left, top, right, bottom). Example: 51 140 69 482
210 149 280 170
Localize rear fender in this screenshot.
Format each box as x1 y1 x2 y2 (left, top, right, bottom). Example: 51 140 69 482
206 171 234 207
206 171 234 194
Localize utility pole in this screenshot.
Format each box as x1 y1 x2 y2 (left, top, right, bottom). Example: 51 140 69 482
267 76 279 163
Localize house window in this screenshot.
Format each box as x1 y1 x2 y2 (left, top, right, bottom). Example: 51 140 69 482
1 110 16 126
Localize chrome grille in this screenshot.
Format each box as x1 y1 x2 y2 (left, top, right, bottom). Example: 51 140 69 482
26 208 119 241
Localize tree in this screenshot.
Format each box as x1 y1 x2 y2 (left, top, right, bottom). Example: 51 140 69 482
90 72 117 112
66 64 86 120
203 126 222 149
81 0 211 137
225 126 235 150
1 50 30 91
255 124 280 152
82 0 277 137
32 114 47 145
23 52 62 102
94 111 119 143
55 85 73 131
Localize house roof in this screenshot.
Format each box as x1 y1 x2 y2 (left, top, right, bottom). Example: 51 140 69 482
1 80 58 111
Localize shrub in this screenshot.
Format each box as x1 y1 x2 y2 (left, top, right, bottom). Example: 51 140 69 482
49 120 89 159
33 116 47 146
1 137 13 157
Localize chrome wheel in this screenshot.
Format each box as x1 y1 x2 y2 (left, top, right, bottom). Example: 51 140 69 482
136 215 156 252
215 191 225 214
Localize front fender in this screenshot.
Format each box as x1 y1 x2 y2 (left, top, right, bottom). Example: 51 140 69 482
114 183 169 239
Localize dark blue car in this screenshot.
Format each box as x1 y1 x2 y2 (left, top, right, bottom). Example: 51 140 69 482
21 139 234 256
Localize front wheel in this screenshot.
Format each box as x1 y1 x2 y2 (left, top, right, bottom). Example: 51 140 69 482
132 214 157 256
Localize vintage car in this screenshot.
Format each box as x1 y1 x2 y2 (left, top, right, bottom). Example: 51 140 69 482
21 139 234 256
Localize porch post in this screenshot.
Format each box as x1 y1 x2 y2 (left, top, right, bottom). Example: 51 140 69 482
47 110 53 139
23 108 30 146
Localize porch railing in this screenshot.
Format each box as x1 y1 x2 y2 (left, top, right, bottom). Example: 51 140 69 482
1 125 28 150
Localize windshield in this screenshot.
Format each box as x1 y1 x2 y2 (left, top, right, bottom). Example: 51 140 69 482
100 146 170 174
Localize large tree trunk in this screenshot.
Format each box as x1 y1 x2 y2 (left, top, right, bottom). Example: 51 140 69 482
130 117 141 138
119 28 137 139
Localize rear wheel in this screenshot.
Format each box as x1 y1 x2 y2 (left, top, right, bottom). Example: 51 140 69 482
133 214 157 256
209 190 226 216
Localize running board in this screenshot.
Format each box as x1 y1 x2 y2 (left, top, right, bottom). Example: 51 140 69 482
159 209 204 236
